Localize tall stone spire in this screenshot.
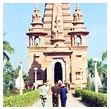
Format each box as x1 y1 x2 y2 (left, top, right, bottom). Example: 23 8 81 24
50 3 65 45
52 3 63 34
43 3 72 35
43 3 73 46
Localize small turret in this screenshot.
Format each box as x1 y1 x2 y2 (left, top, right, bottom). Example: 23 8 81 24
26 4 47 47
69 4 89 35
26 3 47 36
68 4 89 46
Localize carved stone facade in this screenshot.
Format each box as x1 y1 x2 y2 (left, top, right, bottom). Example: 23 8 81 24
26 3 89 89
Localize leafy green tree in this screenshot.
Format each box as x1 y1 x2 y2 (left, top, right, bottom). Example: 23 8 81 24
14 65 28 83
3 61 13 83
3 33 14 61
101 51 107 92
23 73 29 83
88 58 94 77
97 61 107 80
88 51 107 78
102 51 107 62
3 61 13 95
97 51 107 81
88 51 107 92
13 65 21 78
87 58 95 90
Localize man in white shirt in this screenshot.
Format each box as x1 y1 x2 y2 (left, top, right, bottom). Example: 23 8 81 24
39 82 49 107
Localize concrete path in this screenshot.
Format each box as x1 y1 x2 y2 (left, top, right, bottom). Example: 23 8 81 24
31 90 87 107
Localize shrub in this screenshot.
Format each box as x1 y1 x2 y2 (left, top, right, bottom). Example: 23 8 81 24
3 90 40 107
99 86 107 93
81 89 107 107
75 88 82 97
96 93 107 107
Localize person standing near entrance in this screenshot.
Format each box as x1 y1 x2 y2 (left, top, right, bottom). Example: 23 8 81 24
51 83 60 107
59 83 68 107
39 82 49 107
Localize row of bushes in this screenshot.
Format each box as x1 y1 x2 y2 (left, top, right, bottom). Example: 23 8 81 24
4 88 34 97
75 88 107 107
3 90 40 107
75 88 82 97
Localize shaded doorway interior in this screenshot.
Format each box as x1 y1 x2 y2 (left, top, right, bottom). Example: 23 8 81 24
54 62 62 83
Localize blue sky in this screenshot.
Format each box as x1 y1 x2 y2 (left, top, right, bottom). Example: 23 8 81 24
3 3 107 73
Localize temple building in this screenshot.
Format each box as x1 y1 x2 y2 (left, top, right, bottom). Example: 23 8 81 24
26 3 89 89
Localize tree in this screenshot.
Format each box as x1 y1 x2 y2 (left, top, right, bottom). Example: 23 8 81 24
88 58 94 77
87 58 95 91
97 51 107 80
88 51 107 92
3 61 14 95
101 51 107 92
3 61 13 83
102 51 107 62
88 51 107 78
97 61 107 79
23 73 29 83
3 33 14 61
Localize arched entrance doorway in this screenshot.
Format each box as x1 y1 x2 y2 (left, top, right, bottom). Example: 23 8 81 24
51 59 65 84
54 62 62 83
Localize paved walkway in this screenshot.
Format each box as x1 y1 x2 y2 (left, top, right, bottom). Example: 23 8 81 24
31 90 87 107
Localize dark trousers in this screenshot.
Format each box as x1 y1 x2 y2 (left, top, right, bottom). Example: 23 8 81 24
52 96 59 107
61 98 67 107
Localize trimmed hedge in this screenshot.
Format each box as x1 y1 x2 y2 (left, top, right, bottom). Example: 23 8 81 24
3 90 40 107
75 88 82 97
81 89 107 107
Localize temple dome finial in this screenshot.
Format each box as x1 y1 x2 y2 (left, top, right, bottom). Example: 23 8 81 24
76 3 79 8
35 3 38 9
